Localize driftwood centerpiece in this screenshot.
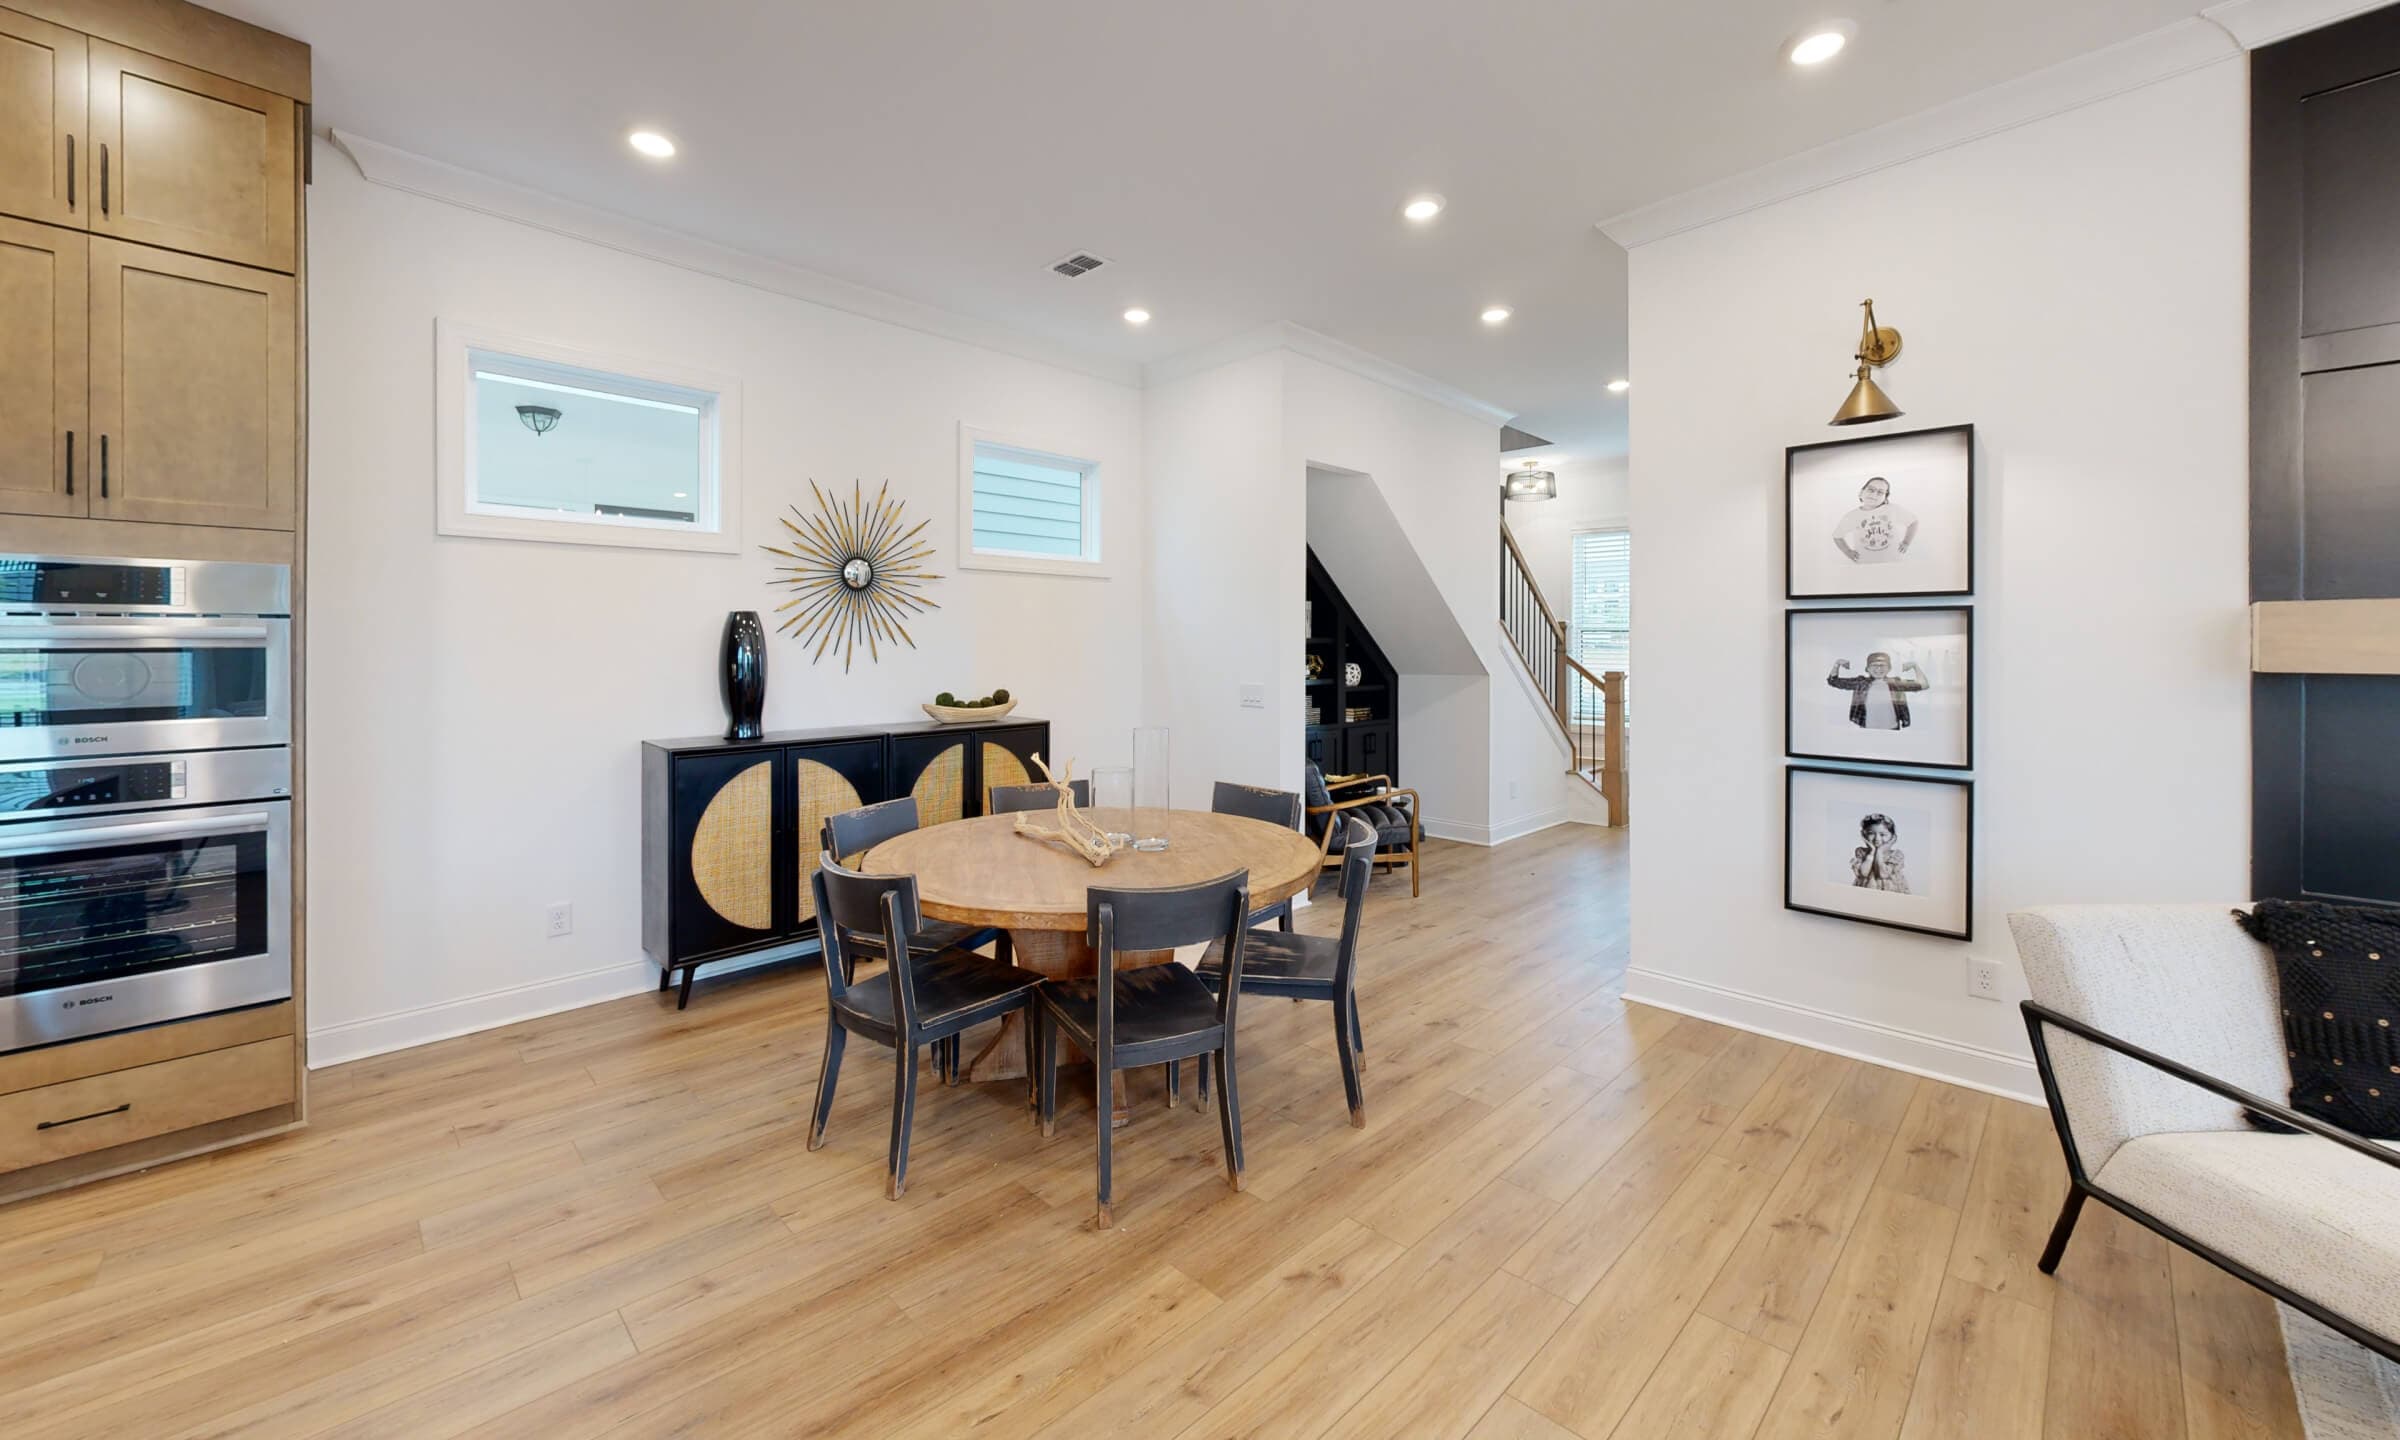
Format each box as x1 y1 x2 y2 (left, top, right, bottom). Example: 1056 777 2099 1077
1011 754 1125 868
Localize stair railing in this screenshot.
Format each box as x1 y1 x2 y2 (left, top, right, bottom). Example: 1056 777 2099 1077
1500 519 1628 824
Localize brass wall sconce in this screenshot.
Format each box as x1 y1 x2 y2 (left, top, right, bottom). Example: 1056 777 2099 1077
1830 298 1902 426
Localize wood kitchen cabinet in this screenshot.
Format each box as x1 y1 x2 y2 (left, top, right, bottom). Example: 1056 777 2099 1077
86 236 295 528
0 215 86 517
87 40 296 273
0 6 87 228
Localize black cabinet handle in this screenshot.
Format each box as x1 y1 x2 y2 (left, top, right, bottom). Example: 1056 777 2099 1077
99 142 108 216
66 135 74 209
38 1102 130 1131
100 434 109 499
64 431 73 496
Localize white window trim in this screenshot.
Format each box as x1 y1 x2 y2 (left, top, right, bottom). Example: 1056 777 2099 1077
956 424 1109 579
435 319 744 554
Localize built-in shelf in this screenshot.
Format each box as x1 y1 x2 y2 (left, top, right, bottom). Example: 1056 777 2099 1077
1303 548 1399 779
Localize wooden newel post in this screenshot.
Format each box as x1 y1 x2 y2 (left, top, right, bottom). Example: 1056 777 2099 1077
1601 671 1628 827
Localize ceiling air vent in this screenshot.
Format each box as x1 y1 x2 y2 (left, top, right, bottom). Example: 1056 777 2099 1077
1050 251 1110 278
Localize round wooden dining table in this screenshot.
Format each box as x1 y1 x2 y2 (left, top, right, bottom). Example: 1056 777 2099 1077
861 807 1322 1121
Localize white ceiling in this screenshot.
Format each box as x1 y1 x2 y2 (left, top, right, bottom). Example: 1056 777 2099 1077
220 0 2212 456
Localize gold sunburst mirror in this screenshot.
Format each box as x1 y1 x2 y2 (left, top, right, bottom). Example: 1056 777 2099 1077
763 479 943 671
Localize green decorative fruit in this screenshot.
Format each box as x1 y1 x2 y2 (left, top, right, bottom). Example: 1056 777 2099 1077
935 691 957 706
991 688 1011 703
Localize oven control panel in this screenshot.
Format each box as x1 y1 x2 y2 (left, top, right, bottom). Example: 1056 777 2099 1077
0 749 286 820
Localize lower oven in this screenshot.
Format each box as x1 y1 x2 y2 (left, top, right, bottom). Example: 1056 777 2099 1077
0 749 292 1055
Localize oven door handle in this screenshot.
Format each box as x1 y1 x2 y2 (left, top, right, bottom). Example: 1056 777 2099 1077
0 624 272 644
0 811 272 854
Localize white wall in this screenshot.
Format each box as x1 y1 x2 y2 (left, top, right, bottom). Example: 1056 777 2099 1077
306 144 1145 1063
1504 456 1630 608
1624 61 2251 1099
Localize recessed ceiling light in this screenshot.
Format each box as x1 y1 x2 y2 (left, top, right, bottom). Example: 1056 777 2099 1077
671 491 688 499
1786 21 1854 67
1402 194 1445 222
1606 379 1631 393
627 129 677 159
1123 307 1152 326
1481 306 1512 326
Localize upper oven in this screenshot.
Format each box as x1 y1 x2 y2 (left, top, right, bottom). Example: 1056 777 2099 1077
0 555 290 763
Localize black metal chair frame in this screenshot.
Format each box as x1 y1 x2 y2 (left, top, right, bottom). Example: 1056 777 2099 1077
2022 1000 2400 1364
1211 781 1304 930
1037 871 1251 1229
1198 816 1375 1127
822 796 1007 1080
809 858 1043 1198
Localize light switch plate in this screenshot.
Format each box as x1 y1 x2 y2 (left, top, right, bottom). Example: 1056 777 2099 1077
1239 684 1265 710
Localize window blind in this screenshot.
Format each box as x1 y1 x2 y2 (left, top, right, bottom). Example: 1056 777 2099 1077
1570 528 1630 721
971 448 1085 558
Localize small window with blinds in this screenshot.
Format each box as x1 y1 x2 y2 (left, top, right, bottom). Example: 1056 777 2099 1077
959 431 1105 576
1570 528 1630 721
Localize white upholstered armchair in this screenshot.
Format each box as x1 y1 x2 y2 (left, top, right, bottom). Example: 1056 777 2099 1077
2009 905 2400 1362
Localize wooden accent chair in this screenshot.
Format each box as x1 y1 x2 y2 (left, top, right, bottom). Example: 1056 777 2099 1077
1210 780 1305 929
1303 763 1422 898
807 857 1046 1198
1037 871 1252 1228
987 779 1089 813
822 797 1008 1080
1198 817 1377 1126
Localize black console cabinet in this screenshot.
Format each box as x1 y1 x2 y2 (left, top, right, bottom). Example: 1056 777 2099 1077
641 717 1050 1006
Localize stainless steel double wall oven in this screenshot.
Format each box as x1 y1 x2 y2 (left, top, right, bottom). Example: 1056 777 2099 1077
0 555 294 1053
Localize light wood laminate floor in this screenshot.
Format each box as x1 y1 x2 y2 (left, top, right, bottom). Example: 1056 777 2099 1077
0 825 2307 1438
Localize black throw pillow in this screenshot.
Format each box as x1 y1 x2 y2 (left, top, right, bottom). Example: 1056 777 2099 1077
2236 899 2400 1140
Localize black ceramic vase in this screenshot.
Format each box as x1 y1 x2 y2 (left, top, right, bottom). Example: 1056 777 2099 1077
720 610 767 740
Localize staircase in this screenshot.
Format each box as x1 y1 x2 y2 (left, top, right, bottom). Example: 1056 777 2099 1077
1501 521 1628 824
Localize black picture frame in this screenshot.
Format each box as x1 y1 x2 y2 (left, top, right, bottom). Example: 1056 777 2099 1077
1785 605 1974 771
1786 422 1975 600
1784 764 1975 941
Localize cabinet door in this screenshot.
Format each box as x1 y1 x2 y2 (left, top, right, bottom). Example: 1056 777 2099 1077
890 731 972 827
0 8 86 229
1302 726 1337 773
89 237 295 529
0 216 85 517
1344 724 1394 780
788 739 882 922
670 751 781 962
87 41 295 273
974 724 1050 815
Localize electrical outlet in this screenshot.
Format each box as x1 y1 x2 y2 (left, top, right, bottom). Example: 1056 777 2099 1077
1239 684 1265 710
546 902 573 939
1966 957 2003 1001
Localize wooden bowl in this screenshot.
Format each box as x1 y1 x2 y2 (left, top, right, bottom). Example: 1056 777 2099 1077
921 698 1018 725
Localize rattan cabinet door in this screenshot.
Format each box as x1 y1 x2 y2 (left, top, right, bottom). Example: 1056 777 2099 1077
669 750 781 961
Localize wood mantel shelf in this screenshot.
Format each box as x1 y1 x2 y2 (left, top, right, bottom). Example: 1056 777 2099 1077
2251 599 2400 675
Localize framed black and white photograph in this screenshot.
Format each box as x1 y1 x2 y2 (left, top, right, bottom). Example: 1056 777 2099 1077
1787 424 1973 599
1785 766 1973 940
1786 606 1972 770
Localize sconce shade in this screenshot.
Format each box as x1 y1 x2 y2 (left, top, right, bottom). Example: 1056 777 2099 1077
1830 369 1902 426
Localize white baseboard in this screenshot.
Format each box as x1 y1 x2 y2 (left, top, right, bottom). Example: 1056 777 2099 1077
305 948 800 1068
1423 809 1572 847
1622 966 2042 1106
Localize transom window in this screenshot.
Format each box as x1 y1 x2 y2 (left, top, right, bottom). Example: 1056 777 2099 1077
958 429 1104 576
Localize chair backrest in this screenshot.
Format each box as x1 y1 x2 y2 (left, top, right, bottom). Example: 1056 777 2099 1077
1329 816 1376 997
1212 780 1302 831
2008 904 2288 1174
1302 764 1337 838
1086 871 1251 1055
824 796 920 865
812 854 925 1027
989 778 1089 814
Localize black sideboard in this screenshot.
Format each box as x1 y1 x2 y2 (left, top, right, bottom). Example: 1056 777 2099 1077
641 717 1051 1006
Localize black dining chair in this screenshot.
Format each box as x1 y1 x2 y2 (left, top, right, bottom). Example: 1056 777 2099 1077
823 797 1008 1080
987 778 1090 814
1210 781 1304 930
1197 817 1376 1127
1036 871 1251 1228
808 855 1046 1198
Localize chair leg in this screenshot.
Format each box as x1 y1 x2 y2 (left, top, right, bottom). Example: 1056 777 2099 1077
996 931 1013 966
888 1041 920 1199
1334 998 1365 1129
1278 905 1293 934
1408 841 1421 899
1198 1049 1210 1103
1038 1010 1060 1138
2037 1186 2087 1274
1349 996 1365 1055
1165 1059 1179 1107
1094 1064 1116 1229
1213 1047 1244 1190
1022 1008 1040 1118
807 1019 846 1150
943 1034 962 1087
676 965 696 1010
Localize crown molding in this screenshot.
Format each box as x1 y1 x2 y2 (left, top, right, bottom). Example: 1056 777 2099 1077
328 130 1142 390
1598 18 2241 250
1144 321 1517 426
2201 0 2395 47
